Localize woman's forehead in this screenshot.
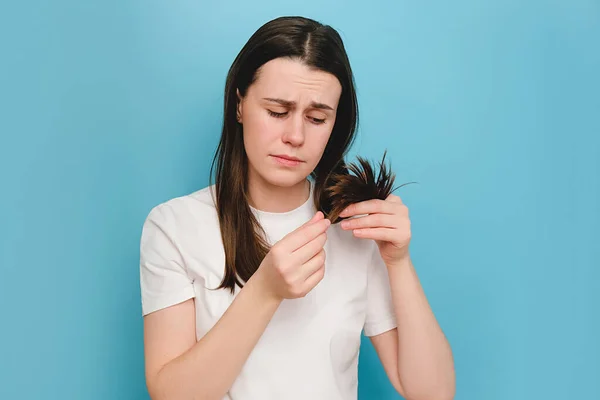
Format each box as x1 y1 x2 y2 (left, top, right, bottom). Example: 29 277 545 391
250 58 342 104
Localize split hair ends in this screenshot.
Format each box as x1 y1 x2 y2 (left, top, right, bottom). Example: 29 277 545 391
318 150 417 224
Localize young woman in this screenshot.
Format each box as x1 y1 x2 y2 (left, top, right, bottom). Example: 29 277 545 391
139 16 455 400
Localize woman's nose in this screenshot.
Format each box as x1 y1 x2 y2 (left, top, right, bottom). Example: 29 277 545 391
281 114 305 147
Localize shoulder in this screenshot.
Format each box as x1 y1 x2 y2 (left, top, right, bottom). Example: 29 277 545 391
143 185 219 239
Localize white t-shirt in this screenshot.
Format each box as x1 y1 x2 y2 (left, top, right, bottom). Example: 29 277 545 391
139 179 397 400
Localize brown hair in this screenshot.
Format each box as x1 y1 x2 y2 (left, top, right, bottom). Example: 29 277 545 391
321 150 417 224
209 16 412 293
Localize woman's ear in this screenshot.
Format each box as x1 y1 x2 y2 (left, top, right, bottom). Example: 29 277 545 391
236 89 243 123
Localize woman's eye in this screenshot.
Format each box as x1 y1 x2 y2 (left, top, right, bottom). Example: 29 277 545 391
267 110 287 118
267 109 325 124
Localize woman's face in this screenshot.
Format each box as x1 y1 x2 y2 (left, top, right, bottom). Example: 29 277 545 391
237 57 342 189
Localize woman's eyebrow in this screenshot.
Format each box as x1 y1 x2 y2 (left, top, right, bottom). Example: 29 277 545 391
262 98 334 111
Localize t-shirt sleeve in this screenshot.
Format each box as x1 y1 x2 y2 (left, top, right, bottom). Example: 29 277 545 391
363 243 398 337
139 204 195 316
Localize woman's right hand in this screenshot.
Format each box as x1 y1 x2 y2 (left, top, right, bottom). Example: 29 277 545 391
254 211 331 300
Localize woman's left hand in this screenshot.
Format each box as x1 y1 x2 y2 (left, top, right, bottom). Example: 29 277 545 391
339 194 411 266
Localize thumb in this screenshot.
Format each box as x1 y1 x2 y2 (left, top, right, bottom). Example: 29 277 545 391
286 211 325 240
305 211 324 226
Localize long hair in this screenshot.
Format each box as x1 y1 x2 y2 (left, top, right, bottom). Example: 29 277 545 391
210 16 370 293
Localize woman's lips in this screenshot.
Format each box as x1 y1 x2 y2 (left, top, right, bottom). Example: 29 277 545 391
271 155 303 167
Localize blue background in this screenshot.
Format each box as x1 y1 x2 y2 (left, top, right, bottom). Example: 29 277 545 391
1 1 599 399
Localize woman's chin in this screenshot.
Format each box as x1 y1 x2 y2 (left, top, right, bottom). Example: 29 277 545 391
261 171 308 189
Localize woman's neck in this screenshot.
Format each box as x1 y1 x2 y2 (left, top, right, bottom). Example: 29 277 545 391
247 176 310 213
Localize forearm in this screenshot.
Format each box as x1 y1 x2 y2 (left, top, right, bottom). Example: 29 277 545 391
387 257 455 400
151 273 282 400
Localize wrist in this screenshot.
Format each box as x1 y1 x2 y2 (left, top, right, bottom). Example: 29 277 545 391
247 270 284 306
386 255 412 270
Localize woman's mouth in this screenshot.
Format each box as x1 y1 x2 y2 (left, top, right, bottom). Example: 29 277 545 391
271 154 304 167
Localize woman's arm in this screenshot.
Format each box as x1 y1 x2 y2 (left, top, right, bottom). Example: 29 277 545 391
144 273 281 400
143 211 330 400
339 195 455 399
373 257 455 400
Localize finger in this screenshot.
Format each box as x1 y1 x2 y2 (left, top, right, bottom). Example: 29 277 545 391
339 199 395 218
284 217 330 252
300 249 326 281
292 231 327 265
340 214 396 231
352 227 397 241
282 211 322 244
306 211 324 225
302 259 326 292
387 194 404 204
293 211 323 229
